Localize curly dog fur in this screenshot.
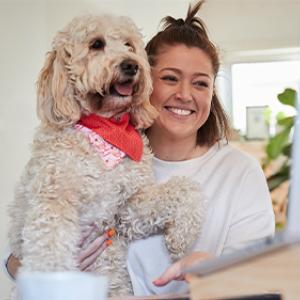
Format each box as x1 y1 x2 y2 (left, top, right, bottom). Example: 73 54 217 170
8 14 207 296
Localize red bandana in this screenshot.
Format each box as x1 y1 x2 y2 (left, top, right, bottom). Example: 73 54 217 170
78 113 143 161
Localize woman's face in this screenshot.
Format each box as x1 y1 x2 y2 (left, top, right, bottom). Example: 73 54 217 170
149 44 214 141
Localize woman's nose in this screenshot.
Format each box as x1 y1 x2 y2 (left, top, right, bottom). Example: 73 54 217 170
175 81 192 102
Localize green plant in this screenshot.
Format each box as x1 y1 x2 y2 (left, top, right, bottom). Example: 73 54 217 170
264 88 297 191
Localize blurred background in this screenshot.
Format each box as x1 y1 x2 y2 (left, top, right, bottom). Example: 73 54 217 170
1 0 300 297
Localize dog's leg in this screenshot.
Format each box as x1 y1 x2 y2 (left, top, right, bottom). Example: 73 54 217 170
117 177 207 261
8 190 26 265
88 238 133 296
8 165 35 265
20 197 80 272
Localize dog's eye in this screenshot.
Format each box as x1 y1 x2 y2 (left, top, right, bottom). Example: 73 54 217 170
125 42 134 52
90 39 105 50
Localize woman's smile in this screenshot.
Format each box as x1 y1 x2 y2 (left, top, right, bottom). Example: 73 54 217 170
164 106 195 117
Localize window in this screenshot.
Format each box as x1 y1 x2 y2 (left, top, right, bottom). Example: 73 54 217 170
231 60 300 136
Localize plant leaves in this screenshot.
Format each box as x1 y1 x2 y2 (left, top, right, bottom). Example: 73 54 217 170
267 174 287 191
267 164 290 191
277 88 297 108
282 143 292 157
264 88 297 192
277 116 294 127
266 127 291 159
276 111 286 122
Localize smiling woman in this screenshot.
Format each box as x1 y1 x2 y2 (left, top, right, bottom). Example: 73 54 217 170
145 1 230 161
126 0 275 295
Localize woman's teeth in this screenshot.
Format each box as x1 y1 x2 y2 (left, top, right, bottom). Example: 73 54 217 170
167 107 192 116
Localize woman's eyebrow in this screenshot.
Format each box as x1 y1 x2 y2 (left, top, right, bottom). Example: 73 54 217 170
159 67 212 79
158 67 214 80
158 67 181 74
193 72 213 80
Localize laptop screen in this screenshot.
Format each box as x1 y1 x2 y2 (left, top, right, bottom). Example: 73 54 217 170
287 84 300 232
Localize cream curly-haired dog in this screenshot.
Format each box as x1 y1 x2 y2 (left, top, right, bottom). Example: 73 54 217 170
8 14 206 296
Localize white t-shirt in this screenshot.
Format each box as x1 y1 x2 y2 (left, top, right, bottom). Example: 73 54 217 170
127 142 275 295
2 142 275 295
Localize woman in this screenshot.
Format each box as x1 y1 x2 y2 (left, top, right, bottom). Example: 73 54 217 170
4 0 275 295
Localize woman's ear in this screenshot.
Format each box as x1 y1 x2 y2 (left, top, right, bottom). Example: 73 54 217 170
36 46 81 128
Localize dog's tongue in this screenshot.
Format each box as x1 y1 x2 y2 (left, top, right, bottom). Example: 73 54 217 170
114 82 134 96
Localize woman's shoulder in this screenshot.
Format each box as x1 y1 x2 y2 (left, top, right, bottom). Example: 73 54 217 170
217 142 261 169
207 142 266 181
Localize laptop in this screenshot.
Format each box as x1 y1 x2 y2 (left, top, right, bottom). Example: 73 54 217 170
185 85 300 276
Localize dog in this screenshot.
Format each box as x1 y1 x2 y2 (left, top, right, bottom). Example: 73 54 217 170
8 14 207 296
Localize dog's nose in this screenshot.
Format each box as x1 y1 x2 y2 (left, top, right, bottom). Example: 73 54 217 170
120 60 138 76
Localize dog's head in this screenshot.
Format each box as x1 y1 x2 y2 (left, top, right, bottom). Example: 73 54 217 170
37 14 158 129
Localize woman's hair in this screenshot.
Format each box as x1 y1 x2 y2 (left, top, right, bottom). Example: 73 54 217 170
146 0 231 146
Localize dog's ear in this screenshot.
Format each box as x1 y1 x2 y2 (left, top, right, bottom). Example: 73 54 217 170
36 47 81 128
130 61 158 129
130 100 158 130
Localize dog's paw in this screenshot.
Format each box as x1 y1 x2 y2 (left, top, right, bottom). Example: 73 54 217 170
162 176 208 260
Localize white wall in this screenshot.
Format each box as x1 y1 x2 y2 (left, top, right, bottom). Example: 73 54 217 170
0 1 48 296
1 0 300 297
45 0 188 43
201 0 300 53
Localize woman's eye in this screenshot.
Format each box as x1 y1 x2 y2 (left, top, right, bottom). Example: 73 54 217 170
194 81 208 88
161 75 178 82
90 39 105 50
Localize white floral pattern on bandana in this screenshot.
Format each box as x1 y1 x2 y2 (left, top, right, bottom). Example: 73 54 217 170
74 124 126 169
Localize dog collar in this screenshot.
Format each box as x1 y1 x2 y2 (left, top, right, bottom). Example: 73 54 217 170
77 113 143 162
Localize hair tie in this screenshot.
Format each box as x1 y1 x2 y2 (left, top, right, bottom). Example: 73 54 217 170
175 19 185 26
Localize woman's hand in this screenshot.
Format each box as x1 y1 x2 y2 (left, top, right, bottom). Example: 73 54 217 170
77 224 115 271
152 251 212 287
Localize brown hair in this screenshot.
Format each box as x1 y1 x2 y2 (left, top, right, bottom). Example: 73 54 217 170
145 0 231 146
